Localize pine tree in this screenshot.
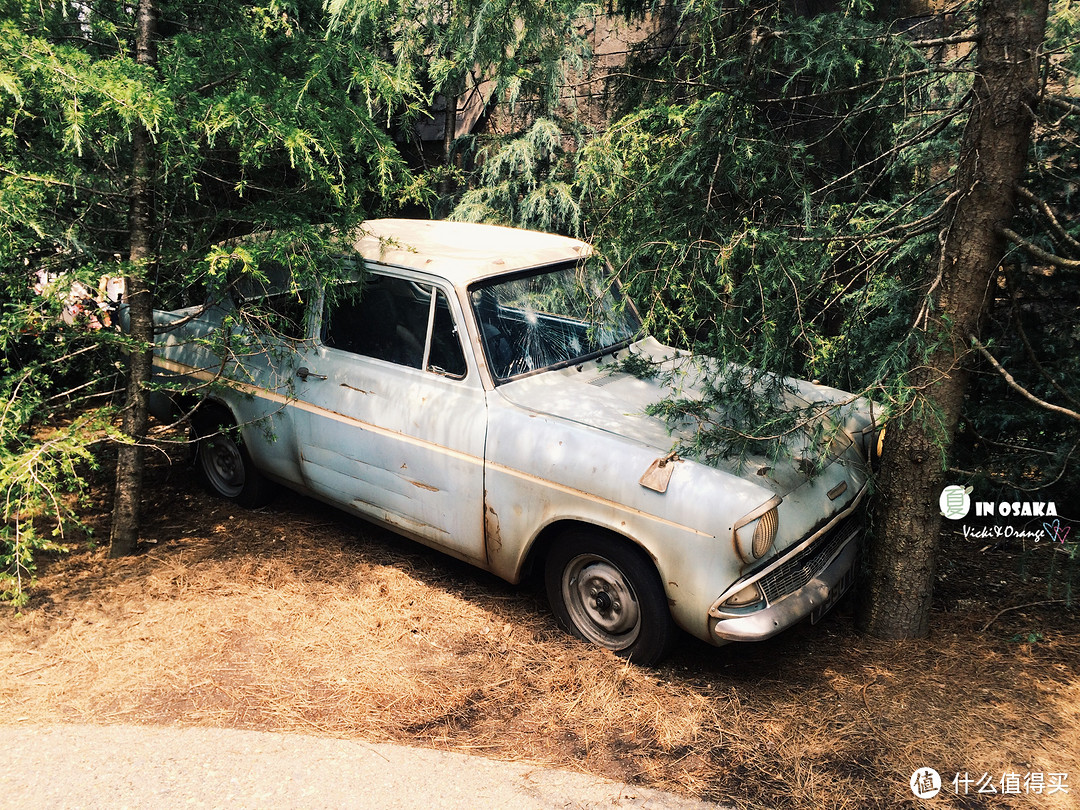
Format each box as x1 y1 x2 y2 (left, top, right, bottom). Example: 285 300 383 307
860 0 1052 637
0 0 424 591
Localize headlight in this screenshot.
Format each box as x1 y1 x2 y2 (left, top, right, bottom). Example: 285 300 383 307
753 507 779 558
860 424 886 470
858 421 886 470
733 498 781 564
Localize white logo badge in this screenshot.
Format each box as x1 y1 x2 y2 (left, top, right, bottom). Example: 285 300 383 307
911 767 941 799
939 485 972 520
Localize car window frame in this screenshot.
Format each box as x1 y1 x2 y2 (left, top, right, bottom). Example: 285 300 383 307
316 265 474 382
466 260 644 385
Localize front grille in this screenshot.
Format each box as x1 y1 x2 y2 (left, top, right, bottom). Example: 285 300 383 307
758 514 861 603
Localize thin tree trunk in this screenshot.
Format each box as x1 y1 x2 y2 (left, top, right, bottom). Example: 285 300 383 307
110 0 157 557
438 90 458 199
857 0 1048 637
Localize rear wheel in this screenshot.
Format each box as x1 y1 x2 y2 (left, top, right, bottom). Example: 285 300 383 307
545 529 676 665
192 408 271 507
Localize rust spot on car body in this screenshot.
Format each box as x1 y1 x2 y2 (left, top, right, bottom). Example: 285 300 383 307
484 498 502 558
410 480 439 492
338 383 370 394
351 497 448 537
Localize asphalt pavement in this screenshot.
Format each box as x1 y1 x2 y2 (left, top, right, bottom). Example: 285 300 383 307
1 725 729 809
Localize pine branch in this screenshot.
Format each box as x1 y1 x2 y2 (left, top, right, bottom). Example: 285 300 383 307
1015 186 1080 254
562 71 725 92
0 166 125 198
947 457 1074 493
1016 322 1080 411
178 72 240 100
960 415 1058 457
971 336 1080 423
153 300 214 334
47 382 123 406
758 68 941 104
790 190 959 243
813 92 971 197
1009 285 1080 411
998 226 1080 270
1044 95 1080 117
908 34 981 48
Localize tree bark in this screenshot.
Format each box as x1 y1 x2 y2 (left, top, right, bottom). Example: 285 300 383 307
110 0 157 558
857 0 1048 638
438 90 458 199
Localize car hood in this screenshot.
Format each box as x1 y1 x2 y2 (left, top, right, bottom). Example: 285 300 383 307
495 337 862 498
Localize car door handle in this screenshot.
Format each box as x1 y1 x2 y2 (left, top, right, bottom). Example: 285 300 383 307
296 367 327 381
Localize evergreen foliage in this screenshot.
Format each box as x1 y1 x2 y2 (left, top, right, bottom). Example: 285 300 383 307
454 117 581 232
958 0 1080 500
326 0 595 211
2 0 1077 606
326 0 593 113
0 0 427 598
451 0 1078 501
452 2 959 466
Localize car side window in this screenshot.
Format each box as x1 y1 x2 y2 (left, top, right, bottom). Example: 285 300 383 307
259 292 309 340
323 275 467 379
426 289 467 378
231 259 310 341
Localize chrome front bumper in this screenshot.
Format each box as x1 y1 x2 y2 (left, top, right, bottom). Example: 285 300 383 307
708 505 862 643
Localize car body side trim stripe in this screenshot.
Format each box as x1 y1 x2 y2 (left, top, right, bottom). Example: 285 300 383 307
154 356 713 539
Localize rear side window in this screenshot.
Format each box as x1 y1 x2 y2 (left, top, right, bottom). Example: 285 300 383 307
259 292 309 340
233 261 310 341
323 275 467 378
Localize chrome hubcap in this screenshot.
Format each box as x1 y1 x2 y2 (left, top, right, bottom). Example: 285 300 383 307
563 554 641 650
201 436 245 498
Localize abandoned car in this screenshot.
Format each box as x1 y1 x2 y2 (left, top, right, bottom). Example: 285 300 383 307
150 219 881 664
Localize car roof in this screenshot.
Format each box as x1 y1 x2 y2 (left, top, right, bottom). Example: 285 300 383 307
351 219 592 286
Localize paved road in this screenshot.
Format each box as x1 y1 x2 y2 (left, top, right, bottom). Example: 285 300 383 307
1 725 728 809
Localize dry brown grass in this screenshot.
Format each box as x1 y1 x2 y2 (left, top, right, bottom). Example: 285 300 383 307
2 455 1078 809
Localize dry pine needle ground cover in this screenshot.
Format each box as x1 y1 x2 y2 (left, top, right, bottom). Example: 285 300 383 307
2 450 1078 809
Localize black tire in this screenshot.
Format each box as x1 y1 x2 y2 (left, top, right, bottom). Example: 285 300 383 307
545 529 676 665
192 408 271 507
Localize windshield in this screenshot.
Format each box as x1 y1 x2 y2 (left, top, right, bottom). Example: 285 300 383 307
470 259 641 381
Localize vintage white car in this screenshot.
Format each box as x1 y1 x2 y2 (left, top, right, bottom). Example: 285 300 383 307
150 219 881 664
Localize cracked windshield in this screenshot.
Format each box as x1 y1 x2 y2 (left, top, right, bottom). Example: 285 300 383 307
470 259 641 381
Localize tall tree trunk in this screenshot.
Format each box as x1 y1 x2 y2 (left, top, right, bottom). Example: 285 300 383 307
857 0 1048 637
110 0 157 558
438 89 458 200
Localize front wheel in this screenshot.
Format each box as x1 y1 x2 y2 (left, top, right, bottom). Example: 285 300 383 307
545 530 676 665
193 409 271 507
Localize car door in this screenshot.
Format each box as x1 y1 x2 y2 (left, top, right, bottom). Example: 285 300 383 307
288 270 490 564
208 272 315 489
